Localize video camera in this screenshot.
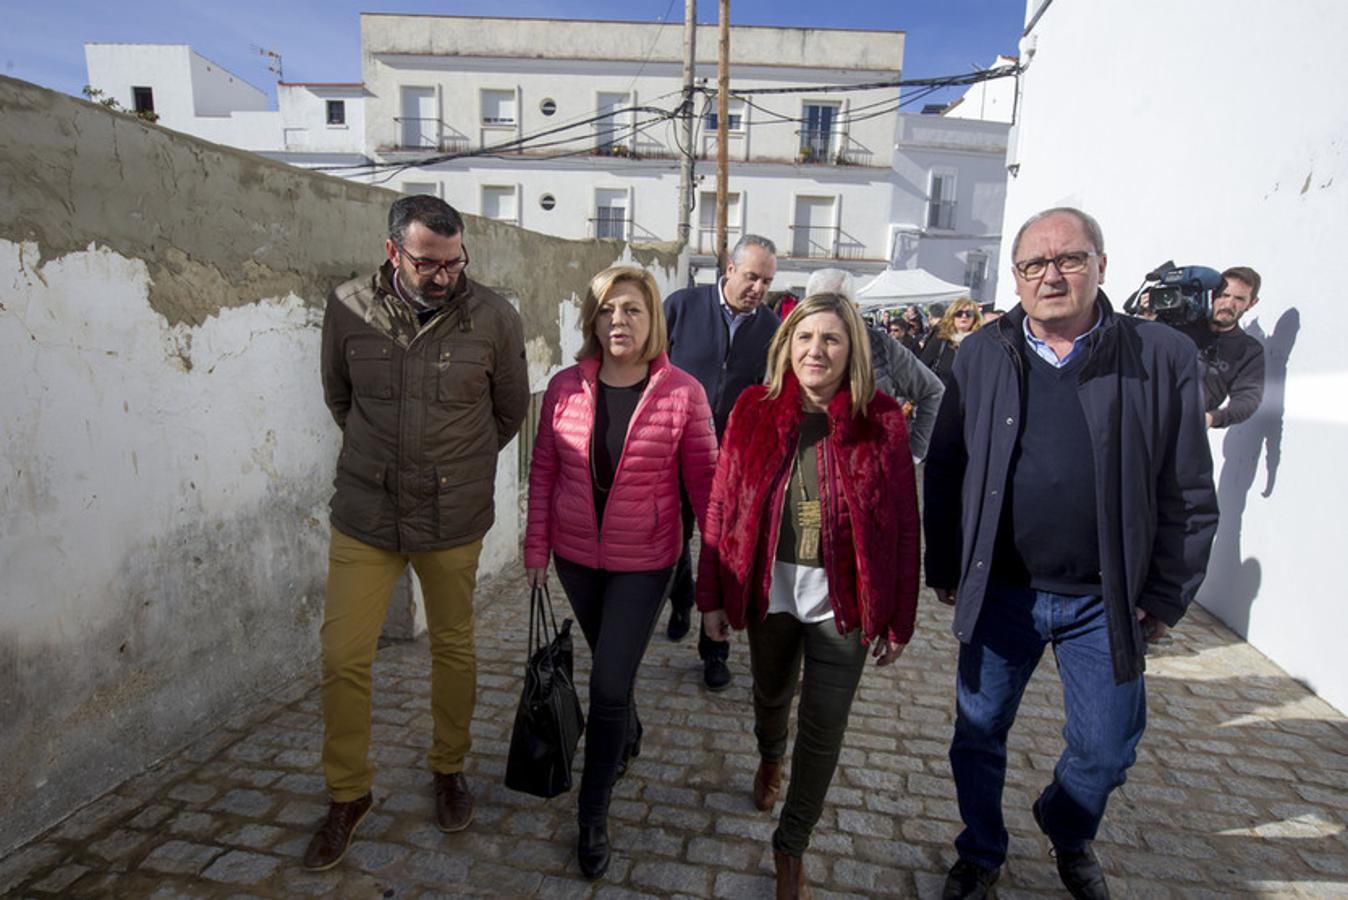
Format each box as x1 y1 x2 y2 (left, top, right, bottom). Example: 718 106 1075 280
1123 261 1223 325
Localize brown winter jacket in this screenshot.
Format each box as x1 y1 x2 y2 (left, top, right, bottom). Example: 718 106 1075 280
321 262 530 553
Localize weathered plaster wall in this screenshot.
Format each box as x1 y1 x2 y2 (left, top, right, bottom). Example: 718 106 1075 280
0 75 678 854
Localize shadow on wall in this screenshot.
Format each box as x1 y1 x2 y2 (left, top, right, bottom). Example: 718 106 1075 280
1198 308 1301 638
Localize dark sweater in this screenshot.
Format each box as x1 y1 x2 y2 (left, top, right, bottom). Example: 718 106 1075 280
923 293 1219 683
992 349 1102 594
591 376 648 528
664 282 780 437
1176 320 1265 428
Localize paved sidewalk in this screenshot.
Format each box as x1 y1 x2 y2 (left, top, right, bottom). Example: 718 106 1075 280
3 568 1347 898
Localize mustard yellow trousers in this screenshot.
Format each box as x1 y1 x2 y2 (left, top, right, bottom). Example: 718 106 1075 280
320 527 483 801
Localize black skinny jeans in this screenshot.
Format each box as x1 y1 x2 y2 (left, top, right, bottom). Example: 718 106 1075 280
554 555 672 826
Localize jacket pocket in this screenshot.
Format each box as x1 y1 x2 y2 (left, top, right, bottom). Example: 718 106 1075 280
347 338 395 400
331 446 392 531
437 340 491 403
433 456 497 540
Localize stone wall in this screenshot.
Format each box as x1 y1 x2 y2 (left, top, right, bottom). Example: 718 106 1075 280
0 75 679 853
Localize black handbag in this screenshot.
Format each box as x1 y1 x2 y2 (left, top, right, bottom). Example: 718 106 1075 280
503 584 586 798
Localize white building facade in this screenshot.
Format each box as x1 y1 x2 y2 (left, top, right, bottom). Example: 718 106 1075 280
85 27 1013 305
889 109 1010 305
359 14 908 293
1002 0 1348 713
83 44 369 171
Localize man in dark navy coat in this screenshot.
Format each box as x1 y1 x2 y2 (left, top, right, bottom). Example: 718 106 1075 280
664 234 781 690
926 208 1218 899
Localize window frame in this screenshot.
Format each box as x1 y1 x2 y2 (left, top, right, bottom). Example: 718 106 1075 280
325 99 346 127
132 86 155 115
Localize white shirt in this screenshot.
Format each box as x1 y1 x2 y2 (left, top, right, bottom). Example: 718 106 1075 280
768 560 835 623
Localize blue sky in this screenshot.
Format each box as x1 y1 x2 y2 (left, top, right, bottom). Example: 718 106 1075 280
3 1 1024 107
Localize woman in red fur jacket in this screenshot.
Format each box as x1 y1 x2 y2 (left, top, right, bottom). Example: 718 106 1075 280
697 291 920 898
524 265 717 880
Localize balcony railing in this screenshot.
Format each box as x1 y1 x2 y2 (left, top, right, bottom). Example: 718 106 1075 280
695 227 741 255
796 129 836 164
927 200 957 230
788 225 867 260
588 214 630 241
790 225 837 259
387 118 468 154
593 141 633 158
794 130 875 166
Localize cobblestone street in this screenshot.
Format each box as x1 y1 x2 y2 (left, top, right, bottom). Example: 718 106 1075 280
3 568 1347 898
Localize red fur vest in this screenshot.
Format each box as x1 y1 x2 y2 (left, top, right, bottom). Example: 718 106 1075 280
696 374 920 643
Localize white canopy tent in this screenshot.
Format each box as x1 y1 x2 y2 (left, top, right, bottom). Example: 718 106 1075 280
854 268 969 311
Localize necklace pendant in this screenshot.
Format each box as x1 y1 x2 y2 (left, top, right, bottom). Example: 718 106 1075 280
796 499 821 559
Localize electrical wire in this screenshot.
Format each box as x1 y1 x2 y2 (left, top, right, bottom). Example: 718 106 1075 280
315 63 1017 176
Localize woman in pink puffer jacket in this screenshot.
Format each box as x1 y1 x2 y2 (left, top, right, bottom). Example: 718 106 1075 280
524 265 716 879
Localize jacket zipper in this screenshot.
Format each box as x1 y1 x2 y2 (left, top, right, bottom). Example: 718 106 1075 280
819 427 846 633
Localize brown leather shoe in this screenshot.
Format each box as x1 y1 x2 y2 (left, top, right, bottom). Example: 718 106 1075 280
302 792 373 871
753 757 785 811
434 771 474 832
774 849 812 900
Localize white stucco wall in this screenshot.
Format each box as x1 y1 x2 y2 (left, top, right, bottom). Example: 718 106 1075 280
187 49 269 117
186 110 285 150
943 56 1018 124
363 50 900 170
0 238 337 849
84 44 200 123
1003 0 1348 712
891 113 1010 302
84 44 267 124
358 14 903 261
389 158 897 270
278 84 367 153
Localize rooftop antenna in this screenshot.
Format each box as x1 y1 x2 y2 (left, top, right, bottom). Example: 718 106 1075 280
251 45 283 81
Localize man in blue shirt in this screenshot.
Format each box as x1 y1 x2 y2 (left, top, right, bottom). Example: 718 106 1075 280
664 235 780 690
926 208 1217 899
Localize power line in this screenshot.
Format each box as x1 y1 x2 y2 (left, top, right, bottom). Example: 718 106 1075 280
714 63 1021 97
317 63 1018 177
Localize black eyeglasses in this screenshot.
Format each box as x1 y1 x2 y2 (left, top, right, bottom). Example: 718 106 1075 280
1013 250 1099 280
397 243 470 276
952 310 976 318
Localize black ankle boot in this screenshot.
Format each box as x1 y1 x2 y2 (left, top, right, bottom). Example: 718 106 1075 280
617 721 643 779
577 823 611 879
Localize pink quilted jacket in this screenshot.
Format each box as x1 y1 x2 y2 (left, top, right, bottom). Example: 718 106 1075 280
525 352 717 572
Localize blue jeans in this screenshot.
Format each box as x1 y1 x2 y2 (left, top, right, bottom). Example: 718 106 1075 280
950 584 1146 869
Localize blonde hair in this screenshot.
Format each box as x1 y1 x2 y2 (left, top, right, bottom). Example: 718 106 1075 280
765 293 875 417
933 297 983 342
576 265 668 363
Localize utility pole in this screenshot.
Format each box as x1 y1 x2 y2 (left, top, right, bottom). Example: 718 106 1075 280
715 0 730 271
676 0 697 248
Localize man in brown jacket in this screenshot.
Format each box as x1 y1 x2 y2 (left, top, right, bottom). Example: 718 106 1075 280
304 195 529 871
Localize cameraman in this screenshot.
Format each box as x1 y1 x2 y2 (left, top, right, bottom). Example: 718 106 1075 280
1176 266 1266 428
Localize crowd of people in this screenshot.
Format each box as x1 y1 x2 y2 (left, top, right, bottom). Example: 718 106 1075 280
308 195 1247 900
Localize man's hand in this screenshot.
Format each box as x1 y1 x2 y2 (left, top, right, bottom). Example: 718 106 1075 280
1136 607 1170 643
934 588 957 606
526 566 548 588
872 638 906 667
703 609 731 641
